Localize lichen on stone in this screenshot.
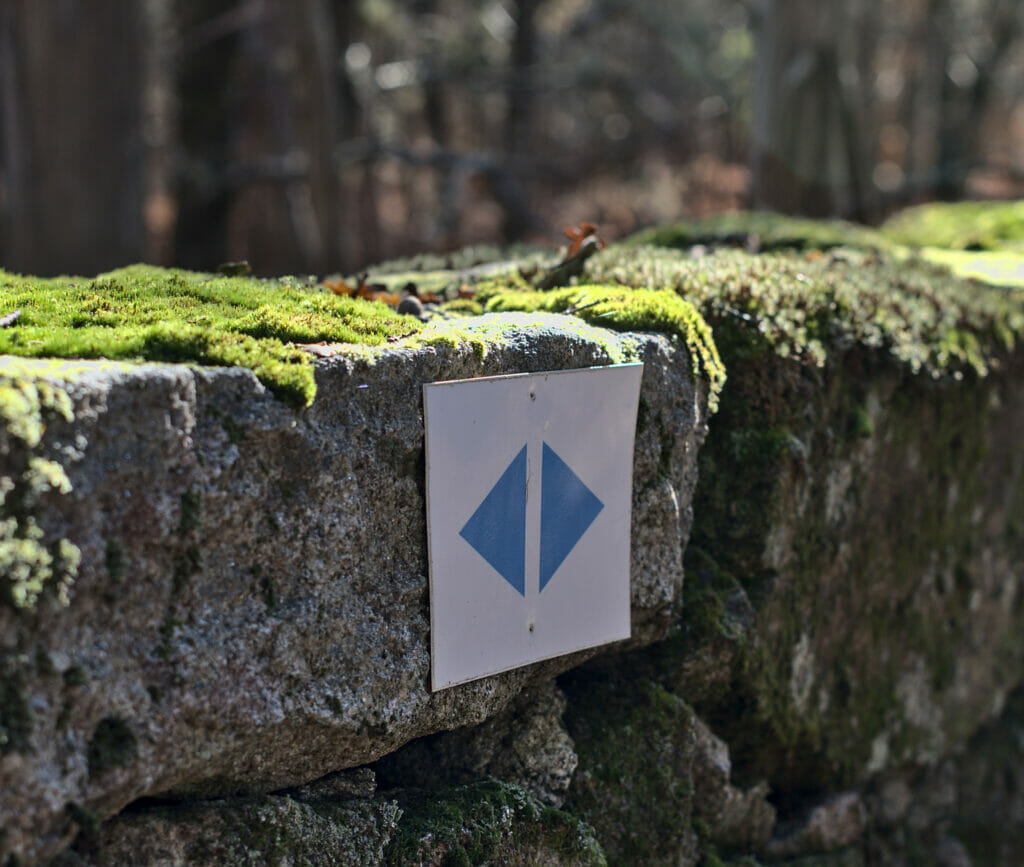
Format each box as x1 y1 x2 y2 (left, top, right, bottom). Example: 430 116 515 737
475 284 725 411
582 243 1023 380
0 362 79 610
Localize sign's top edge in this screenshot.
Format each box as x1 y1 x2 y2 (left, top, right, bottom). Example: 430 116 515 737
423 361 643 390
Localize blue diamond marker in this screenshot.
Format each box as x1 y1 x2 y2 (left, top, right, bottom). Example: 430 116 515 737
459 444 528 596
540 442 604 592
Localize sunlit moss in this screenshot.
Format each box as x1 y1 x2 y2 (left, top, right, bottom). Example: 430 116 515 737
582 244 1024 380
881 199 1024 252
623 210 891 252
0 264 421 406
478 284 726 410
918 248 1024 288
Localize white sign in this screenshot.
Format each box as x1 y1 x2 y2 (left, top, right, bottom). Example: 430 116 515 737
423 363 643 690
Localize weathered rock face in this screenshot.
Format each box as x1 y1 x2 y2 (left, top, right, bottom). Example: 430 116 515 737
580 342 1024 865
5 235 1024 866
0 314 708 866
374 680 580 808
48 793 403 867
678 347 1024 792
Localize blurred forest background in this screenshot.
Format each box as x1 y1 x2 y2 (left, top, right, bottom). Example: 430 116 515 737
1 0 1022 278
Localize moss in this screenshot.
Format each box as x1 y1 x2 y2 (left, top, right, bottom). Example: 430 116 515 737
477 284 725 411
178 488 202 533
386 779 605 866
0 667 31 755
441 297 485 316
0 365 79 610
397 300 662 382
65 802 101 837
583 244 1024 381
86 716 138 778
253 563 278 615
675 340 1024 795
679 546 752 647
623 211 890 253
105 538 125 584
172 546 202 596
880 199 1024 252
0 263 420 407
596 218 1024 801
83 794 401 866
63 664 87 688
916 247 1024 288
560 674 699 866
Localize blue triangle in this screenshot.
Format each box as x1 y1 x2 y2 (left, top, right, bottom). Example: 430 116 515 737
459 444 528 596
540 443 604 592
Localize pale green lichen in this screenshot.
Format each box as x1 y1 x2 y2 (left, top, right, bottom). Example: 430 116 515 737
402 308 637 365
1 367 80 609
880 199 1024 252
582 244 1024 380
917 248 1024 288
477 284 726 410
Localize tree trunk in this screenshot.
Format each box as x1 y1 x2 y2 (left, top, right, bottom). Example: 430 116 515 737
503 0 538 241
750 0 874 219
0 1 146 276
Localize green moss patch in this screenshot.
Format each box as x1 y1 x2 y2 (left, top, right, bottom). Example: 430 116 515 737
623 211 890 253
880 199 1024 252
917 248 1024 289
561 674 699 867
478 284 725 410
0 664 32 754
674 342 1024 796
0 264 420 406
386 779 606 866
583 245 1024 380
86 716 138 778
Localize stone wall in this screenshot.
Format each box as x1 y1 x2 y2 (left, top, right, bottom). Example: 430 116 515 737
1 314 706 865
3 275 1024 865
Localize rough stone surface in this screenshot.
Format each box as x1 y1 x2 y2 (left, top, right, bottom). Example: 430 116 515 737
0 314 707 865
558 665 776 866
384 779 607 866
561 672 702 865
48 795 401 867
374 680 579 807
6 252 1024 866
677 347 1024 793
45 778 607 867
764 791 868 859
